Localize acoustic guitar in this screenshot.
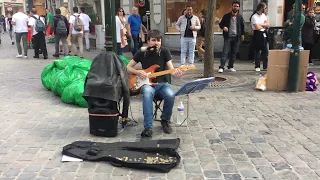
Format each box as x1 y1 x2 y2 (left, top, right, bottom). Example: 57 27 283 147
129 64 196 93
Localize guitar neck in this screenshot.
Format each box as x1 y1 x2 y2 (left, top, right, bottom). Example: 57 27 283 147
148 69 176 79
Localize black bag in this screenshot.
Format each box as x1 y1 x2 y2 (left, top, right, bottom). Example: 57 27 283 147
62 138 181 173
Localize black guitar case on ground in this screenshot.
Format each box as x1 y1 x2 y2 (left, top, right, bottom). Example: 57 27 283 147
62 138 181 173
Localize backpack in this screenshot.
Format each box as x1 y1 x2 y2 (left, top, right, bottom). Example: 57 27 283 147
56 17 67 35
32 16 45 32
73 15 83 31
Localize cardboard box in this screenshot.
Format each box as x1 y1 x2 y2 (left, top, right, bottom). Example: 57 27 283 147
267 50 309 91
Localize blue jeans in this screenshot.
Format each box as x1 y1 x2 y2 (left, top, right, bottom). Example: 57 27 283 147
131 34 139 56
219 36 240 69
141 83 175 129
117 43 123 55
254 37 269 69
180 37 196 65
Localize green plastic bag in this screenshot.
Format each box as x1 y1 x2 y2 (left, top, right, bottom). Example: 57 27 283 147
119 55 130 65
41 64 56 89
54 56 83 70
61 79 88 107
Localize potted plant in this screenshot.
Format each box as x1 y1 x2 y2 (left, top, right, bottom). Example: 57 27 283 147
239 31 253 60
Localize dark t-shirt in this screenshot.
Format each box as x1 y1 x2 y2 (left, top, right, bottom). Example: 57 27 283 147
133 47 172 83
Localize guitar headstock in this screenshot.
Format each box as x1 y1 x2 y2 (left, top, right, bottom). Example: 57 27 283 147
179 65 197 72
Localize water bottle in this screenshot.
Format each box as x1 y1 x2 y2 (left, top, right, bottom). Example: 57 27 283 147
176 101 185 125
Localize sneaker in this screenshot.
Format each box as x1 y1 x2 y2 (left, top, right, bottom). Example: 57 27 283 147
229 68 236 72
180 64 186 68
16 54 23 58
262 68 267 71
141 128 153 138
309 63 314 66
53 54 59 58
44 56 48 59
255 68 261 72
86 49 90 52
24 56 28 59
218 68 223 73
198 58 204 62
12 42 14 45
33 56 39 58
189 64 195 67
161 120 172 134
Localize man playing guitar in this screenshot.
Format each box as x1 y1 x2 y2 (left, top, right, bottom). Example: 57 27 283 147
127 29 183 139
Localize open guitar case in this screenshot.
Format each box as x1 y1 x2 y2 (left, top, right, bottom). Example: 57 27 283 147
62 138 181 173
83 52 130 137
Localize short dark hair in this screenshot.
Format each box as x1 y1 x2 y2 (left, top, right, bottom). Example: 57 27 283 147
200 9 207 16
73 7 78 13
80 7 85 13
147 29 162 41
55 8 61 15
31 9 37 14
186 5 192 9
232 1 240 7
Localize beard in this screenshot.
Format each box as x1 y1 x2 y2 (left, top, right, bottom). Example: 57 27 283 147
232 9 238 14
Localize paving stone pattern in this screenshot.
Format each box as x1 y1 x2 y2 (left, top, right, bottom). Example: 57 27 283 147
1 34 320 179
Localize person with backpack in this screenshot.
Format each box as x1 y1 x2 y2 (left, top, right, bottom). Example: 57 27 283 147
29 9 48 59
51 8 69 58
69 7 84 58
196 9 207 62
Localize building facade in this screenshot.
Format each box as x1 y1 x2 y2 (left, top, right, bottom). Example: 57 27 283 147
120 0 314 54
1 0 25 15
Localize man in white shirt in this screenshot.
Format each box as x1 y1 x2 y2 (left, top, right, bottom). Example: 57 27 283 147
29 9 48 59
80 7 91 51
251 2 270 72
69 7 84 58
12 7 29 58
115 15 124 55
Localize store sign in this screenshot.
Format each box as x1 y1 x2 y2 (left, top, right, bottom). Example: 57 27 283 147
153 0 161 24
242 0 253 22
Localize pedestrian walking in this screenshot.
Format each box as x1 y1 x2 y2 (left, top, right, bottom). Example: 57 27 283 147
251 2 270 72
175 5 201 67
196 9 207 62
116 8 127 55
7 13 14 45
302 8 316 65
29 9 48 59
128 7 142 56
69 7 84 58
51 8 69 58
80 7 91 51
12 7 29 58
218 1 244 73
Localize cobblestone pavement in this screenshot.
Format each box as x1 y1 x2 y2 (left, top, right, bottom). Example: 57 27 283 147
1 34 320 180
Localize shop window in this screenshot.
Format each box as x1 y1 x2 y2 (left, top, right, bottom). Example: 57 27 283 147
166 0 234 33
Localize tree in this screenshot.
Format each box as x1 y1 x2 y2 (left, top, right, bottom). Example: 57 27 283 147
203 0 216 78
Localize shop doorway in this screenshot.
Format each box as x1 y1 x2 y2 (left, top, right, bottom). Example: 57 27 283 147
135 0 150 30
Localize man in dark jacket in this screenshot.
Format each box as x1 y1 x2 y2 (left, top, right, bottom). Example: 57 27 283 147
218 1 244 73
51 8 69 57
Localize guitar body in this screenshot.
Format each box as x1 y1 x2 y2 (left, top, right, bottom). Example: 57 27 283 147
129 64 196 94
129 64 160 93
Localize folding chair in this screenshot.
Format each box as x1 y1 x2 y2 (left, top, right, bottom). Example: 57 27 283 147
153 74 171 121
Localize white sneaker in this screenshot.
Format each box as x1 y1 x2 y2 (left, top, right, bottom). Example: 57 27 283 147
229 68 236 72
218 68 224 73
24 56 28 59
255 68 261 72
189 64 195 67
16 54 23 58
180 64 186 68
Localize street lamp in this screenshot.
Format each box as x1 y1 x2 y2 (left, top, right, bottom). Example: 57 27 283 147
287 0 302 92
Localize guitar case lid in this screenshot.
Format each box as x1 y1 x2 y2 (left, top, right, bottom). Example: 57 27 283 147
62 138 181 173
